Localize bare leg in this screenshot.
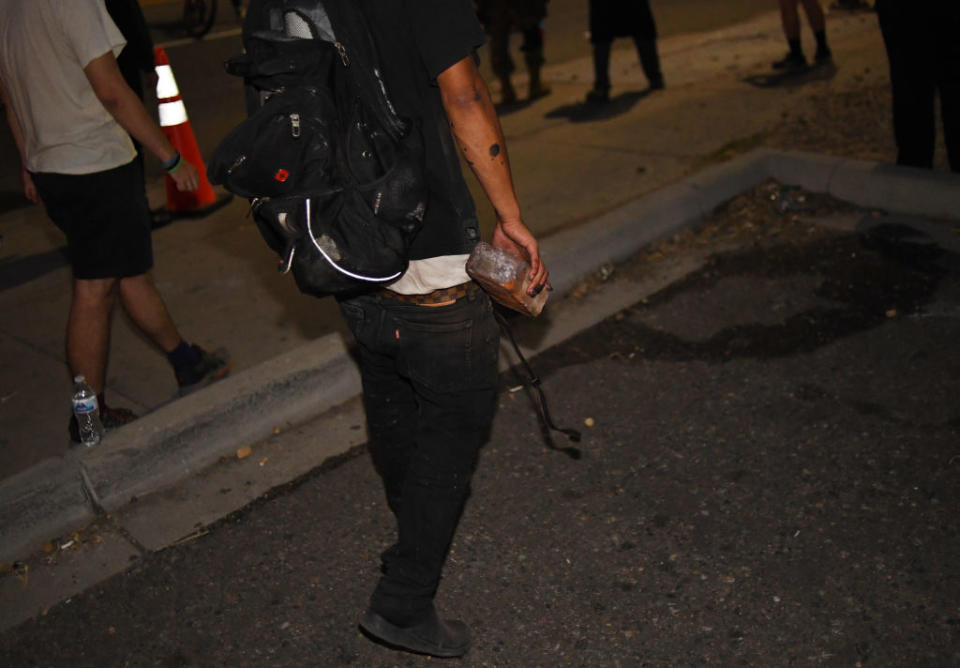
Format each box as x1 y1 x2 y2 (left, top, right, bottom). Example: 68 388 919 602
779 0 801 40
801 0 831 59
118 272 182 353
800 0 826 32
774 0 812 68
67 278 118 394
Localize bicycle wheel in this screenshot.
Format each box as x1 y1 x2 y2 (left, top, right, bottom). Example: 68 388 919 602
183 0 217 38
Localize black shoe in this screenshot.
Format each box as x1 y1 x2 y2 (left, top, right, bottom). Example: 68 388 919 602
585 87 610 104
150 207 173 229
359 608 469 658
69 404 138 443
528 82 552 101
175 345 232 396
814 47 833 66
772 51 808 71
648 75 665 91
101 405 138 429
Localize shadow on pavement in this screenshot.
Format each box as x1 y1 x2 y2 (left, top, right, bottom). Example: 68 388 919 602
545 89 653 123
743 61 838 88
0 247 69 293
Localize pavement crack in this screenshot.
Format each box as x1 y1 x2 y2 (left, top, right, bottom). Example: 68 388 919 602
77 461 150 556
77 461 102 510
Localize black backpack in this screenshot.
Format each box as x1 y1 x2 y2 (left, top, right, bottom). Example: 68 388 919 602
207 0 427 298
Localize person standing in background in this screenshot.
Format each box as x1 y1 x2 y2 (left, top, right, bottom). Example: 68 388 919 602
875 0 959 171
773 0 832 71
105 0 166 224
586 0 664 104
106 0 157 155
0 0 232 442
476 0 551 105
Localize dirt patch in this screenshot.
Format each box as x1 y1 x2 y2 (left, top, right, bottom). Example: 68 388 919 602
565 179 868 303
766 83 898 163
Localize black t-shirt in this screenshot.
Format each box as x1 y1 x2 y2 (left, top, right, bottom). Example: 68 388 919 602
358 0 486 260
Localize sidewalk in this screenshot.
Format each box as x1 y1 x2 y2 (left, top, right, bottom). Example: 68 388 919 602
5 5 957 635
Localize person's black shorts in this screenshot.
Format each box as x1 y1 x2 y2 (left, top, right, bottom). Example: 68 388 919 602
32 159 153 280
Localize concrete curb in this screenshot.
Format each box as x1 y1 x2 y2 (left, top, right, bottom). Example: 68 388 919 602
0 334 360 563
541 149 775 297
2 149 958 565
81 334 361 513
0 457 95 565
763 148 960 220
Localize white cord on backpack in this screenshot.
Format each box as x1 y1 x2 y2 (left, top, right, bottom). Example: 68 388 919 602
304 198 403 283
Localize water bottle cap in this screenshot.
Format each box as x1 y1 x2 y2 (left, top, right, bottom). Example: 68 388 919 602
74 375 85 383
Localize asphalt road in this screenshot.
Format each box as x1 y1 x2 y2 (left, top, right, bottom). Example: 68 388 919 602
2 183 957 665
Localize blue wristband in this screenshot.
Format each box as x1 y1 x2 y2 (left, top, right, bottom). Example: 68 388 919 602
160 152 181 171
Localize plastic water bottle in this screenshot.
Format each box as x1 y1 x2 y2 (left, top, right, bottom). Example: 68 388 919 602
71 375 104 446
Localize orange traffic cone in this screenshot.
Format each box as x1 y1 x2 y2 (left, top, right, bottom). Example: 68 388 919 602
154 46 229 218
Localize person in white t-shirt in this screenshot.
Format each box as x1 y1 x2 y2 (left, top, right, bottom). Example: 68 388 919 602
0 0 232 441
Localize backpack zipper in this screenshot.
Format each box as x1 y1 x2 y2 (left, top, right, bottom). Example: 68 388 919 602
227 154 247 175
334 41 349 66
335 33 405 140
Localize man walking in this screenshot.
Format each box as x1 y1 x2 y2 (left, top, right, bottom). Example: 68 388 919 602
0 0 231 440
329 0 548 657
774 0 833 71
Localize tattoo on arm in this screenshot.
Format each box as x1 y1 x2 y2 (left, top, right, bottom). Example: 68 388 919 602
489 143 501 158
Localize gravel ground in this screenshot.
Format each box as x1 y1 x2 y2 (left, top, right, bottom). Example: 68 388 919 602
767 83 896 163
765 80 952 171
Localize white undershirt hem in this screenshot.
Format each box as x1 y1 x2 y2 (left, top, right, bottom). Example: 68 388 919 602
387 254 471 295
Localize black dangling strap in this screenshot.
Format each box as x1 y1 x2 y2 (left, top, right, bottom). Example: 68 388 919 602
494 309 582 460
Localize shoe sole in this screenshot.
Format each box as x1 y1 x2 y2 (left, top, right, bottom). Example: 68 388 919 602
358 611 468 658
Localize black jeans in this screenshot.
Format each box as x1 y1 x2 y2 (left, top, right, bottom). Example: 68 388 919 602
338 287 500 625
876 0 960 171
591 37 662 92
